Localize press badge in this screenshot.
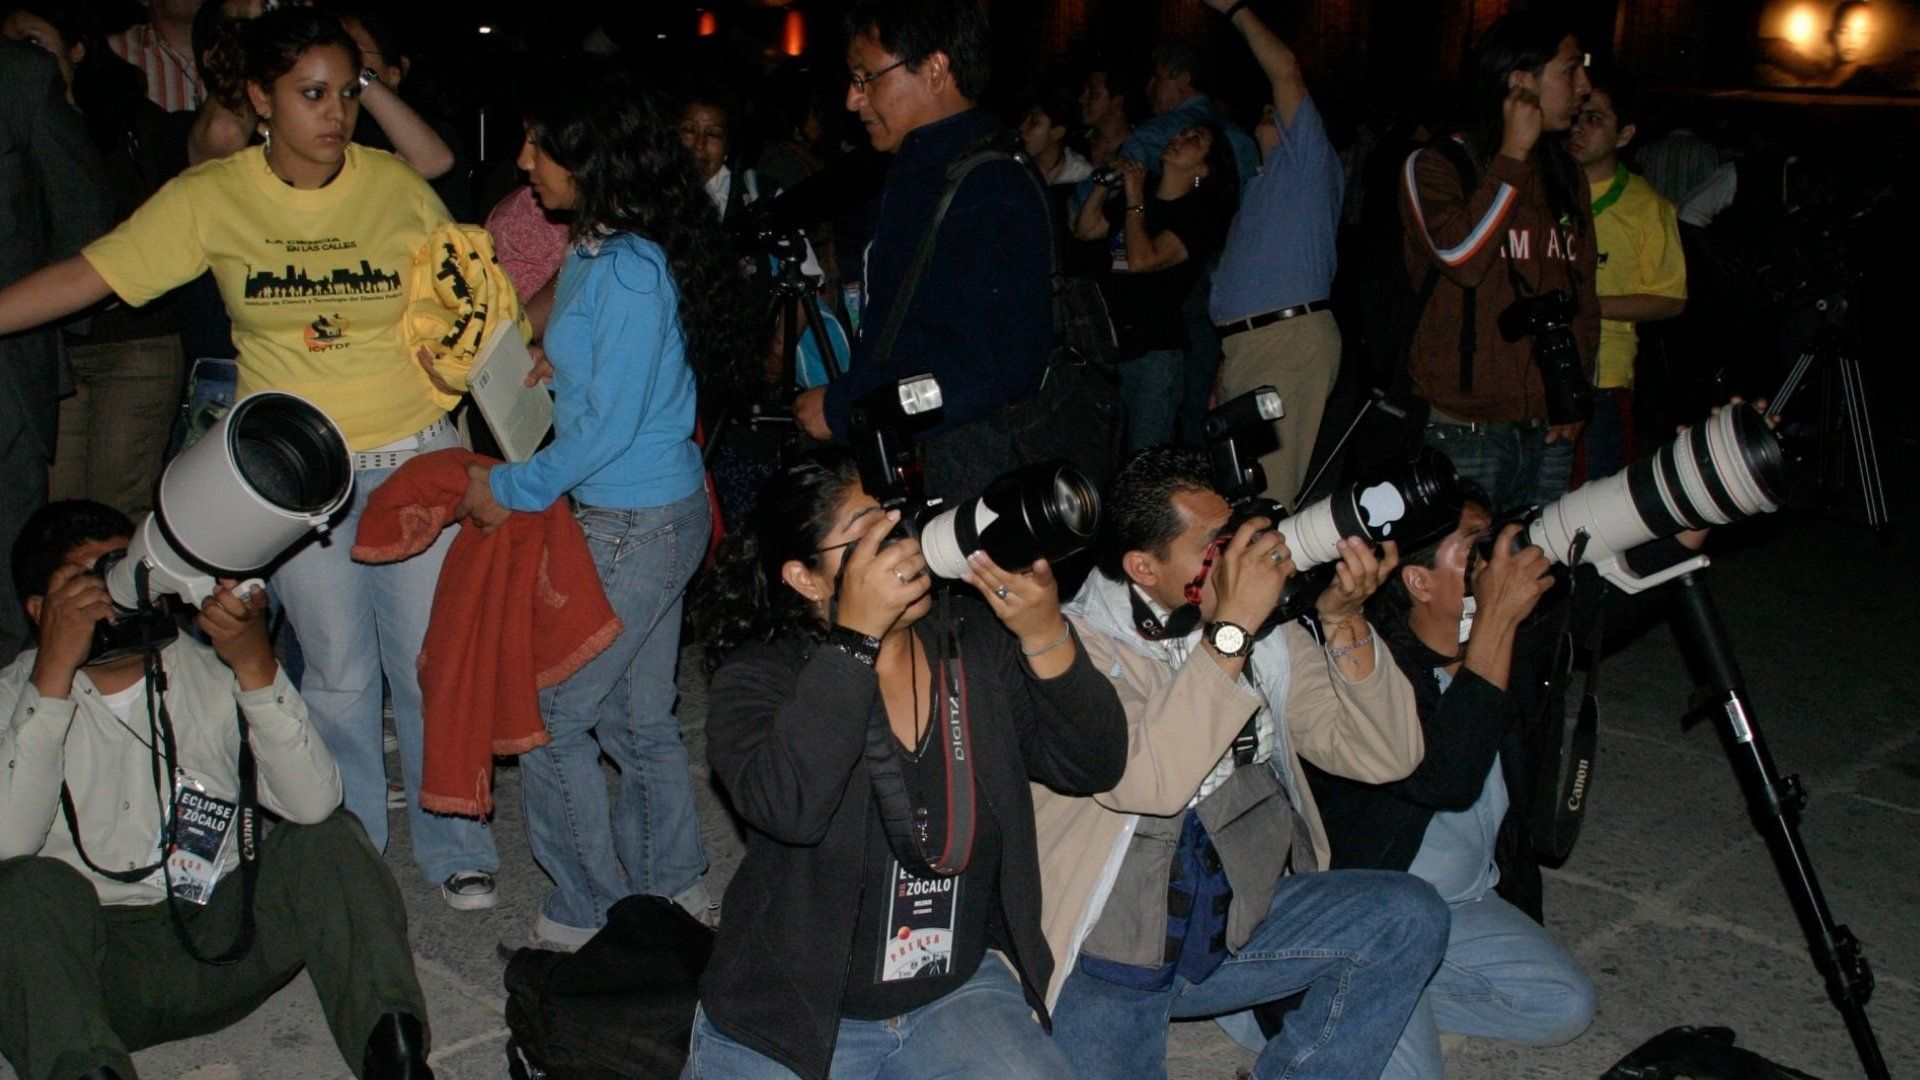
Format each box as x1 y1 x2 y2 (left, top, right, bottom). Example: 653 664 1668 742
875 860 960 983
146 772 238 905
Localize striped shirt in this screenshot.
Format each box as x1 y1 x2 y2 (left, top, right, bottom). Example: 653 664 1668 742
107 23 202 113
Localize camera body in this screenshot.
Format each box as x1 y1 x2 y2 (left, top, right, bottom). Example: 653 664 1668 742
83 549 183 665
1090 166 1125 189
847 378 1100 580
1203 387 1465 627
1497 290 1591 426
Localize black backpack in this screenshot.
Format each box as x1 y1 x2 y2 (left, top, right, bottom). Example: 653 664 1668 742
503 895 715 1080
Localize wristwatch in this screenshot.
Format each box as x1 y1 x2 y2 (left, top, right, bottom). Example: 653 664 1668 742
1205 620 1254 658
356 66 381 92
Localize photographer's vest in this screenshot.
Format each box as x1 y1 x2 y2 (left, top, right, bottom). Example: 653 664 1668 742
1078 754 1313 969
1075 620 1315 971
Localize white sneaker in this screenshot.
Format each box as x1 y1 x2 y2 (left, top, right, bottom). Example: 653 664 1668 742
441 870 498 911
387 782 406 810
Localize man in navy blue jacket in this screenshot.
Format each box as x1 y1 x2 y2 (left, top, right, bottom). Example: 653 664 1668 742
792 0 1052 495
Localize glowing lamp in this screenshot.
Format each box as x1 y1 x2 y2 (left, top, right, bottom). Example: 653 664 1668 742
783 10 805 57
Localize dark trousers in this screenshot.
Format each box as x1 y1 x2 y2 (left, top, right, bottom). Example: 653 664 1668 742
0 810 427 1080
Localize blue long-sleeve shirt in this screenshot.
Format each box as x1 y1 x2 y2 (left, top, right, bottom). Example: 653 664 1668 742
822 109 1052 440
489 232 703 512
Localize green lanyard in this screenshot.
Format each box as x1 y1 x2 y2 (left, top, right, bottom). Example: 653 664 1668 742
1590 163 1630 218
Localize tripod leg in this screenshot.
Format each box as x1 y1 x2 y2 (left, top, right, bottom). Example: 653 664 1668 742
799 290 841 384
1670 574 1889 1080
1769 350 1817 417
1836 354 1890 530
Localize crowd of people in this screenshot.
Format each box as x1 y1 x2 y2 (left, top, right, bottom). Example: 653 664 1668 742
0 0 1864 1077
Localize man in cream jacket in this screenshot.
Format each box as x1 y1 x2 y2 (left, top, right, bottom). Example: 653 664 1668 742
1038 447 1448 1078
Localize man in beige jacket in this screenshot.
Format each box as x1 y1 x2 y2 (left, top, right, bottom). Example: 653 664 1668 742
1038 447 1448 1078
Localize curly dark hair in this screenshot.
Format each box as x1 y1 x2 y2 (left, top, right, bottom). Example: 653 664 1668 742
694 446 862 667
521 62 755 407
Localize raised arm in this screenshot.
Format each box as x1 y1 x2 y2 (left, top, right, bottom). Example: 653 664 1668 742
356 78 455 179
1210 0 1307 127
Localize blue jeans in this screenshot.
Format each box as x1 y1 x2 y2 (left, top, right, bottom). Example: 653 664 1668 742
523 486 711 931
270 420 498 884
1382 892 1595 1079
1120 349 1183 454
1423 421 1575 517
682 957 1069 1079
1053 869 1448 1080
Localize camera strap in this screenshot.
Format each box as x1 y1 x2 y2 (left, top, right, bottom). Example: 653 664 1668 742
1531 540 1603 864
56 568 260 965
862 612 977 878
870 133 1059 378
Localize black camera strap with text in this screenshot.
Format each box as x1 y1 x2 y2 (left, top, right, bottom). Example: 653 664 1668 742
1530 537 1603 864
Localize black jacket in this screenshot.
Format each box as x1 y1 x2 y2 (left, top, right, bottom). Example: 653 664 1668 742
1313 547 1690 919
700 604 1127 1080
820 108 1053 441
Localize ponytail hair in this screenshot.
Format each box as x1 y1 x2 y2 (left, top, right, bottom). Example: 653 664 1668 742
695 447 862 668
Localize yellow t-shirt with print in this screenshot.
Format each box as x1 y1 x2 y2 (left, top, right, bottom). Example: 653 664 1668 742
84 144 453 450
1591 169 1687 389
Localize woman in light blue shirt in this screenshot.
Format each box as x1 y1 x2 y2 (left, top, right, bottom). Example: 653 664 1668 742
458 66 749 947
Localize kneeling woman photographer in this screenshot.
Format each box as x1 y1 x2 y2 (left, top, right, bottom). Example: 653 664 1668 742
691 449 1127 1079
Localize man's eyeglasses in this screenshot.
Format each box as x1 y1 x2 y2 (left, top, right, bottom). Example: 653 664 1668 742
847 58 909 93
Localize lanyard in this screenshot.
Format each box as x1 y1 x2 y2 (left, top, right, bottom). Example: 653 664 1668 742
1590 163 1630 218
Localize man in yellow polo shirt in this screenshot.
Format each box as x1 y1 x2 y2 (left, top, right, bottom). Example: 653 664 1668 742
1568 70 1687 479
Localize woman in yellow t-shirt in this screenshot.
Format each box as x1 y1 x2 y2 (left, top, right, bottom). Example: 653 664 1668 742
0 8 498 904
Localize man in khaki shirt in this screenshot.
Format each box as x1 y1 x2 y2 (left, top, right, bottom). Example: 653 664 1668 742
0 500 431 1080
1036 447 1448 1078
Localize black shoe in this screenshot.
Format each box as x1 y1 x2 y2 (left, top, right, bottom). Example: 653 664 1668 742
363 1012 433 1079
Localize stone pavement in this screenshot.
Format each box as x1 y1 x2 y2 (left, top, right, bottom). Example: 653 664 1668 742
15 501 1915 1079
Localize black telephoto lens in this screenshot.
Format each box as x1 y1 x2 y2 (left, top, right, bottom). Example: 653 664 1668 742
919 462 1101 579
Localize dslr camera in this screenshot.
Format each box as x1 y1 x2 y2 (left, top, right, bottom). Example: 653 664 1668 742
1497 290 1591 426
847 377 1101 578
1206 386 1464 626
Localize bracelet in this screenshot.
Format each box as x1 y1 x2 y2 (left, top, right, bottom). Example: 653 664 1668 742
826 625 881 667
1021 624 1073 658
1222 0 1251 19
1328 633 1374 662
1125 204 1147 215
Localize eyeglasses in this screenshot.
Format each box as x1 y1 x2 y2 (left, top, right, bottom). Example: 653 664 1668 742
847 57 908 93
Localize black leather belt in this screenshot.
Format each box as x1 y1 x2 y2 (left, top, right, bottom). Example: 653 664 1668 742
1216 300 1329 340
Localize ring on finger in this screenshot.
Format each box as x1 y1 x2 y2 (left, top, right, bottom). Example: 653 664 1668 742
894 569 909 584
994 584 1011 600
1269 548 1287 562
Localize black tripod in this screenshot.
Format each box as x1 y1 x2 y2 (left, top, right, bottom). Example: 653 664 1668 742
703 233 840 465
1667 571 1887 1079
1769 309 1889 532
